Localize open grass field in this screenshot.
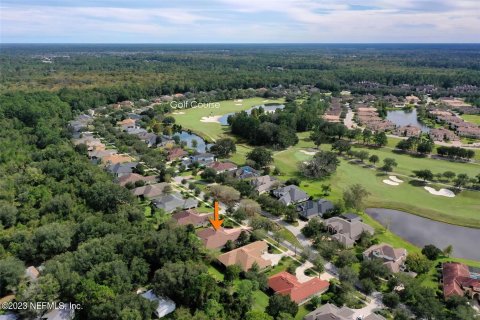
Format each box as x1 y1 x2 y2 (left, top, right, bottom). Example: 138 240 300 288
273 134 480 228
171 97 285 142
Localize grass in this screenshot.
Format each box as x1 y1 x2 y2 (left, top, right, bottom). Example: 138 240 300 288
273 135 480 228
207 264 225 282
277 228 303 248
252 290 270 311
461 114 480 125
171 97 285 142
265 256 302 277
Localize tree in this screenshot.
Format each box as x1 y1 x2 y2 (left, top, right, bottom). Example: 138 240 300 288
454 173 469 189
443 171 456 180
416 141 433 154
331 140 351 155
245 311 274 320
321 184 331 196
33 222 73 260
247 147 273 169
343 184 371 211
309 295 321 309
443 244 453 257
368 154 379 166
405 253 431 274
0 256 25 296
382 158 397 173
382 292 400 308
209 185 241 204
310 131 328 149
362 129 372 144
224 264 241 283
299 151 339 179
413 169 433 182
356 150 369 162
200 167 217 182
0 202 17 228
211 138 236 158
238 199 261 217
335 251 358 268
266 294 298 319
339 266 358 286
373 132 387 147
421 244 442 260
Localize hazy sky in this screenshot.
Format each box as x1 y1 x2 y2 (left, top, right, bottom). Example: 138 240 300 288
1 0 479 43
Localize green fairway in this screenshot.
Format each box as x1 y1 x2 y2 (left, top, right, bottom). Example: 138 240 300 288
171 97 285 142
273 136 480 228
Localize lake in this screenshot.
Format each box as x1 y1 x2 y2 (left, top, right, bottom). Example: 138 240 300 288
172 130 213 152
366 208 480 261
218 104 285 125
386 108 430 132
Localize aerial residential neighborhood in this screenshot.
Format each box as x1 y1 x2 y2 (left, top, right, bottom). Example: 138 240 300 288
1 1 480 320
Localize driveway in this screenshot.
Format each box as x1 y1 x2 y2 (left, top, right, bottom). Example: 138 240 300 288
351 292 384 319
295 261 314 283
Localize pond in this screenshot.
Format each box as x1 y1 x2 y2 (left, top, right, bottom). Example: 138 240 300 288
172 130 214 152
386 108 430 132
218 104 285 125
366 208 480 261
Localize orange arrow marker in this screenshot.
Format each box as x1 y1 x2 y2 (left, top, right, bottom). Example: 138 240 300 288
209 201 224 231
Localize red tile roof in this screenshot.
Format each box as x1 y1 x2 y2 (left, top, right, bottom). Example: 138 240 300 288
443 262 480 299
167 148 187 161
268 271 330 303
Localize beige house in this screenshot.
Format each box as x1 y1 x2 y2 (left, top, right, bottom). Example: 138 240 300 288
217 241 272 271
363 243 407 273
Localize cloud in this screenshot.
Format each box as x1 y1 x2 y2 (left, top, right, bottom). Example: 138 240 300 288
1 0 479 42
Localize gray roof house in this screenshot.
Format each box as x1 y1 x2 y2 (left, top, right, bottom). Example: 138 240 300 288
251 175 280 194
137 132 158 147
183 153 215 167
304 303 385 320
152 193 198 213
140 290 176 319
232 166 260 179
363 243 408 273
272 185 309 206
324 216 374 248
132 182 169 199
296 199 334 219
106 162 138 178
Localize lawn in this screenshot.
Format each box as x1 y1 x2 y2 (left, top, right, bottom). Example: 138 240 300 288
208 264 225 282
252 290 270 312
171 97 285 142
273 135 480 228
461 114 480 125
265 256 302 277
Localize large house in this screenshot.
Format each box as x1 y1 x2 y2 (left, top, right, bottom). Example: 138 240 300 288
393 125 421 137
217 241 273 272
151 193 198 213
167 147 187 162
272 185 309 206
197 227 244 249
324 216 374 248
117 118 137 130
101 154 133 165
132 183 170 200
172 209 210 228
106 162 138 177
232 166 260 179
251 175 280 194
116 173 157 187
304 303 385 320
268 271 330 303
429 128 459 142
207 161 238 173
296 199 334 219
363 243 407 273
442 262 480 301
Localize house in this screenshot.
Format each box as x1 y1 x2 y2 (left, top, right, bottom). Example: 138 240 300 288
172 209 210 227
88 149 117 161
167 147 187 162
393 125 421 137
272 185 309 206
207 161 238 173
140 290 176 318
429 128 459 142
137 132 158 147
132 183 170 200
324 217 374 248
405 95 420 104
197 227 244 249
456 126 480 138
106 162 138 178
322 114 341 123
442 262 480 301
340 213 362 222
151 193 198 213
39 304 75 320
101 154 133 165
217 241 273 272
117 173 157 187
25 266 39 281
232 166 260 179
117 118 137 130
268 271 330 303
126 127 148 135
363 243 407 273
304 303 385 320
183 153 215 167
251 175 280 194
296 199 334 219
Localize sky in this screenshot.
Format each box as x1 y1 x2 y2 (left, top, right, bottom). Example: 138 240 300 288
1 0 479 43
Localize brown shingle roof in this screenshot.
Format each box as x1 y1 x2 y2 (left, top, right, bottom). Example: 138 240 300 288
217 241 271 271
117 173 157 186
172 209 210 227
197 227 244 249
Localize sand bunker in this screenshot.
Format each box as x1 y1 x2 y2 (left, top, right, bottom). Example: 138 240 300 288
263 100 269 102
234 99 243 102
389 176 404 183
200 115 221 123
424 187 455 197
235 103 242 106
300 150 316 156
172 111 185 115
383 180 399 186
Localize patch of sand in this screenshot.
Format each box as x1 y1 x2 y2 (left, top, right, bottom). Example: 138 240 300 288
200 115 221 123
383 180 399 186
299 150 316 156
263 100 269 102
234 99 243 102
235 103 242 106
424 187 455 197
389 176 404 183
172 111 185 115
